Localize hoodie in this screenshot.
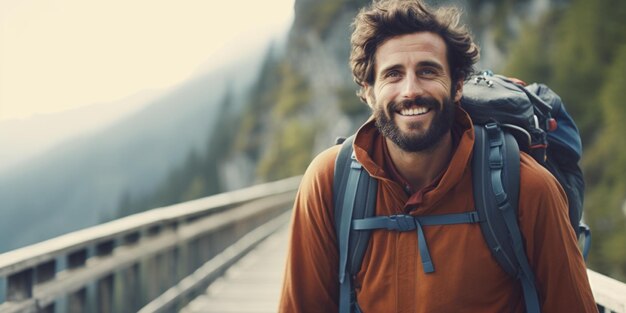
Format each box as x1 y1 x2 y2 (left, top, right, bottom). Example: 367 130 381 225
279 106 597 313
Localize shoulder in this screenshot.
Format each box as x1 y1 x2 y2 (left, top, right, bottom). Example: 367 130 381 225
301 144 340 188
518 152 569 221
290 145 341 240
293 144 341 213
518 153 564 198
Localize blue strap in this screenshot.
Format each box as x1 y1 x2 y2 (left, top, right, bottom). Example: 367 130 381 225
352 212 481 274
352 212 480 230
420 211 481 225
500 201 541 313
415 220 434 273
352 214 416 231
487 125 541 313
338 157 363 313
339 271 353 313
338 158 362 284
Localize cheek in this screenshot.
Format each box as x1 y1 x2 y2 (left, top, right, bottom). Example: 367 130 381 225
374 84 397 104
427 79 452 95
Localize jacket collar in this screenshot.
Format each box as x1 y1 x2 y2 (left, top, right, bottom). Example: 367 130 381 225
353 106 475 210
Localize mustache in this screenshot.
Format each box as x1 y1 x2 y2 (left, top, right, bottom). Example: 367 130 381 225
390 97 440 112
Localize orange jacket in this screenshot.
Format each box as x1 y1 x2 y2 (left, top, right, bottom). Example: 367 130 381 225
279 107 597 312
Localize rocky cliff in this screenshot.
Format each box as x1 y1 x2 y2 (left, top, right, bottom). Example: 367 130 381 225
233 0 561 183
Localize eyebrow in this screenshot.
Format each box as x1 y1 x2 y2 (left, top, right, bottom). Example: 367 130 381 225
378 60 445 77
418 60 444 70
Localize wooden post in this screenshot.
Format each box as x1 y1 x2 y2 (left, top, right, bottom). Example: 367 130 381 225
165 222 178 288
143 225 162 303
127 263 141 313
96 239 115 313
190 238 200 273
36 259 57 313
165 246 181 310
68 288 87 313
97 275 113 313
119 232 140 313
160 249 172 293
67 249 87 313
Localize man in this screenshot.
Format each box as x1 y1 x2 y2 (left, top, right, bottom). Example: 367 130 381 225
279 0 597 312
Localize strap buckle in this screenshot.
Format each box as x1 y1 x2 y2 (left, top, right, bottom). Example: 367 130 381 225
485 123 503 147
388 215 416 231
468 211 481 223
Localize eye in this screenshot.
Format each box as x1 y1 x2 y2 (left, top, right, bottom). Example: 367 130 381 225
418 68 437 76
384 70 401 79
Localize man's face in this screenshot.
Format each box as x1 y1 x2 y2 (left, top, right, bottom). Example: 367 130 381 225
365 32 463 152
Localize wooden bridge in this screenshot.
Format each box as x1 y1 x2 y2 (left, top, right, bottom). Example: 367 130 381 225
0 176 624 313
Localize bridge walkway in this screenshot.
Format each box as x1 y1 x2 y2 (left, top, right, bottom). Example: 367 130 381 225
181 224 290 313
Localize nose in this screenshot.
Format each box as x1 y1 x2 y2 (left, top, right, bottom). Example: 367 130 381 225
401 73 424 99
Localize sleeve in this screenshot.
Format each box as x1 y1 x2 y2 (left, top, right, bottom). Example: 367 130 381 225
278 146 340 313
517 154 598 313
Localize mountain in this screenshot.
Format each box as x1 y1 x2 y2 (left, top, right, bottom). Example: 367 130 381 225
0 49 265 252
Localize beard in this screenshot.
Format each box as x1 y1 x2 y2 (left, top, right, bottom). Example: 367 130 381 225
374 94 456 152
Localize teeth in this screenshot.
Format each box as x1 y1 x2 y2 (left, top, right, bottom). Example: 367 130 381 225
400 107 429 116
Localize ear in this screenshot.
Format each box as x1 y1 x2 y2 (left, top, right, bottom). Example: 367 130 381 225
453 79 463 103
363 83 375 108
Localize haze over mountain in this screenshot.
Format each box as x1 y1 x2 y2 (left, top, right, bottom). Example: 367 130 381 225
0 89 164 174
0 39 274 252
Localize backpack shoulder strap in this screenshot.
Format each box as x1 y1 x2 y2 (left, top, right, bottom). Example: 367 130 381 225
473 123 541 313
333 135 377 313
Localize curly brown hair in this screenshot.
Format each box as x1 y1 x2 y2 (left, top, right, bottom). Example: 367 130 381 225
350 0 480 103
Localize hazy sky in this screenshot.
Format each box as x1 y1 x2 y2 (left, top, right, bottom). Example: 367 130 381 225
0 0 295 121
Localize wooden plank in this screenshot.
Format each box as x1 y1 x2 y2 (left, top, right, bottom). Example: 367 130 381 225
180 223 289 313
137 211 291 313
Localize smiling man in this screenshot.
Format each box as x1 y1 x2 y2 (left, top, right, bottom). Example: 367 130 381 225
368 31 459 191
279 1 597 312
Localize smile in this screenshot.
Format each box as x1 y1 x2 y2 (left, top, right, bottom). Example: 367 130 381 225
398 106 430 116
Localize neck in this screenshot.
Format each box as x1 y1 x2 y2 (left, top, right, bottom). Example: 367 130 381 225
386 132 453 190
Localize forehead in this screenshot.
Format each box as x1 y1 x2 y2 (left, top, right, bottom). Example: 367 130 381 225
374 32 449 72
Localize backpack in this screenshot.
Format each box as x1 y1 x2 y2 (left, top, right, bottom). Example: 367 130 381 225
333 71 589 313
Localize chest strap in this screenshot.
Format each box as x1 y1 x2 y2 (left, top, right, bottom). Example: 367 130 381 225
352 212 481 273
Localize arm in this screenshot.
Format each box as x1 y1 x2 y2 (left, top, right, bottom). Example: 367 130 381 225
518 154 598 312
279 147 340 313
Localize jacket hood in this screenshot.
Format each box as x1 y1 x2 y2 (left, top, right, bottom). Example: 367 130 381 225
353 105 475 212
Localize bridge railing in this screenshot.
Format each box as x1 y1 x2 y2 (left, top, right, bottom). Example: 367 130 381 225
0 176 301 313
0 175 625 312
588 269 626 313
